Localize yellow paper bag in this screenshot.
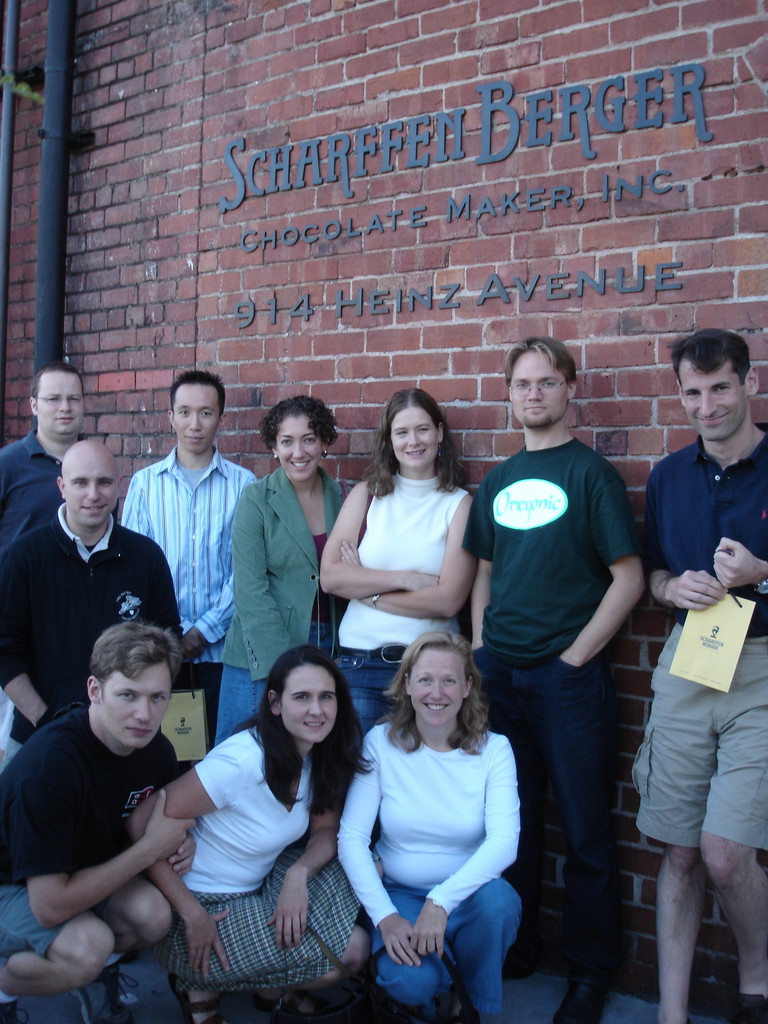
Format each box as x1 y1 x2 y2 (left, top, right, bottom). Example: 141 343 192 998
161 689 208 761
670 594 756 692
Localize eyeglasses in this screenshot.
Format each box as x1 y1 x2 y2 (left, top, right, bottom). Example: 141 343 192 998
510 380 566 394
36 394 83 405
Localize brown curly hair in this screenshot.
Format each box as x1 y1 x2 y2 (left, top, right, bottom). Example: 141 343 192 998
260 395 338 450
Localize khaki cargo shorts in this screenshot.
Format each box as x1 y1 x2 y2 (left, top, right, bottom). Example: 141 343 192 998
634 625 768 849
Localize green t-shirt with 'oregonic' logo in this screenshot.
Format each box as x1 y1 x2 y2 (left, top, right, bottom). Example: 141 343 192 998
463 438 640 667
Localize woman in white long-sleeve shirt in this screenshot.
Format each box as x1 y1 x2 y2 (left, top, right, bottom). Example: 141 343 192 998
338 631 521 1019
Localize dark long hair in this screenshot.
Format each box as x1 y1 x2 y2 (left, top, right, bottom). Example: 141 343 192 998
239 646 365 814
364 388 465 498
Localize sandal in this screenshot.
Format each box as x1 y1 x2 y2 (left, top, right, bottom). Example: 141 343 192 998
281 990 333 1015
167 973 227 1024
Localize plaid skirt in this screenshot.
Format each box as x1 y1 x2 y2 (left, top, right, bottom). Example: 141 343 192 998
153 850 360 992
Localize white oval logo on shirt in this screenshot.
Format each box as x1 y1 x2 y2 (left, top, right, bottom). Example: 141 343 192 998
493 479 568 530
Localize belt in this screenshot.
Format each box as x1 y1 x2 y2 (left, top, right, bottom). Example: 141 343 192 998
338 644 407 664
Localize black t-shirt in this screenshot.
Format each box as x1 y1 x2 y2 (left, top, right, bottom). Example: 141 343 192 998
0 707 177 885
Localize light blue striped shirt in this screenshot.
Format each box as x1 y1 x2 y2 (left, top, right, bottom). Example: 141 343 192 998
122 447 256 662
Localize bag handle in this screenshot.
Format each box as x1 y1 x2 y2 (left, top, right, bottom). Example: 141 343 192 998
438 953 480 1024
307 926 367 984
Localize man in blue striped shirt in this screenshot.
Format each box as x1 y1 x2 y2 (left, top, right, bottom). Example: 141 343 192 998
123 370 256 743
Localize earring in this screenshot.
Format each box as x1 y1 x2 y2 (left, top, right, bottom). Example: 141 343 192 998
322 449 328 458
437 443 443 456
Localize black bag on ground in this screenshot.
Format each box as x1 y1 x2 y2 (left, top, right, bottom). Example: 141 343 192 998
270 978 376 1024
268 929 480 1024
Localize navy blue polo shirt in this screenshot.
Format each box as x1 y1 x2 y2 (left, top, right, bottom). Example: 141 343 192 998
644 426 768 635
0 431 65 562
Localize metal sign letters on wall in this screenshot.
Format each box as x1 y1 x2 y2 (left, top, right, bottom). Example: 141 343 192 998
217 63 713 327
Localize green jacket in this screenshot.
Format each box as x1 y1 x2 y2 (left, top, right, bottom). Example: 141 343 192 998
222 466 345 679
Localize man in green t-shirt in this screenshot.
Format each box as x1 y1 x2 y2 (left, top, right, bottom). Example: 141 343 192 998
463 337 644 1024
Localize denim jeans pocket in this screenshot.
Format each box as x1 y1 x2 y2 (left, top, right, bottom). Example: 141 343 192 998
555 655 587 674
552 654 606 694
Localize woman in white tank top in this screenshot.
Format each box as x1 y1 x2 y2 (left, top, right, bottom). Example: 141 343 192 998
321 389 477 733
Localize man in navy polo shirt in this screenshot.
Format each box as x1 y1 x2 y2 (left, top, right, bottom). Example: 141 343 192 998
635 329 768 1024
0 361 84 561
0 362 86 756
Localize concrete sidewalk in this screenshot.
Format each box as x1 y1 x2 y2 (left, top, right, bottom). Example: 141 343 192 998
14 948 724 1024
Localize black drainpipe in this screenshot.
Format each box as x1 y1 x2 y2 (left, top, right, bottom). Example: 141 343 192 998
33 0 79 371
0 0 20 442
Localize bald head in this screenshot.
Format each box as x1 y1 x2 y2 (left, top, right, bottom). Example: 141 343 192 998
57 441 118 544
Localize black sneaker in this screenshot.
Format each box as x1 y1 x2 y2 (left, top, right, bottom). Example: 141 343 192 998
71 961 136 1024
733 993 768 1024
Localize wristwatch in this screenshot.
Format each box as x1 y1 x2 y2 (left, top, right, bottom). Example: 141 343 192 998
755 578 768 595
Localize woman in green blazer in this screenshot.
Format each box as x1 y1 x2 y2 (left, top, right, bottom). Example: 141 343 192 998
216 396 345 742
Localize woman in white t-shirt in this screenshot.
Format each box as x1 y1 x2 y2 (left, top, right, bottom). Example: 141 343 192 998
338 631 522 1020
320 389 477 734
138 646 368 1024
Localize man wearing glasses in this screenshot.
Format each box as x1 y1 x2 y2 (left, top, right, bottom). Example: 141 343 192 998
0 362 85 759
463 336 644 1024
0 361 85 560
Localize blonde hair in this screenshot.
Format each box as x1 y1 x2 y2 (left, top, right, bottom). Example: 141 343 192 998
90 622 182 684
504 336 577 385
384 631 488 754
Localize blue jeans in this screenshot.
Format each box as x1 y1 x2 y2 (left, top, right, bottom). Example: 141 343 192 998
214 664 263 745
373 878 520 1016
473 646 620 984
335 651 401 735
215 623 333 745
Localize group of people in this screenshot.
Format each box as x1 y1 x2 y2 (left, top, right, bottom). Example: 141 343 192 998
0 327 764 1024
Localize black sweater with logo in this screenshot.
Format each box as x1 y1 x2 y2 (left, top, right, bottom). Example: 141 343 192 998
0 519 180 742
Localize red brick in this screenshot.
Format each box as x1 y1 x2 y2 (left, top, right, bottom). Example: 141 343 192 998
738 269 768 297
746 35 768 81
6 2 768 1001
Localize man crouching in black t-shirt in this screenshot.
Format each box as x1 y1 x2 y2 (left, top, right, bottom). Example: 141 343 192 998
0 622 195 1024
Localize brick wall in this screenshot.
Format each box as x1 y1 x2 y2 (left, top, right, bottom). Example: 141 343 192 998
4 0 768 1012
